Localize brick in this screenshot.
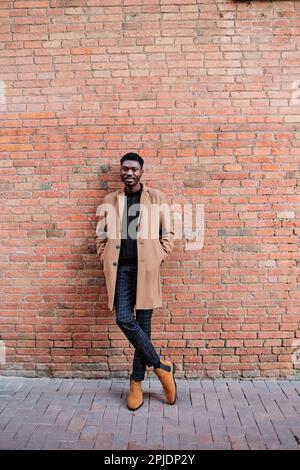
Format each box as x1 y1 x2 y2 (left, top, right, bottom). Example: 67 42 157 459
1 1 300 380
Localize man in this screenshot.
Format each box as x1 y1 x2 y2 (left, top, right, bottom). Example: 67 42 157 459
95 152 177 411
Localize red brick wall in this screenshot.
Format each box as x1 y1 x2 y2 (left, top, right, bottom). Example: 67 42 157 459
0 0 300 379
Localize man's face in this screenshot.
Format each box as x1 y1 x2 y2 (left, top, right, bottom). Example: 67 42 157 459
120 160 144 187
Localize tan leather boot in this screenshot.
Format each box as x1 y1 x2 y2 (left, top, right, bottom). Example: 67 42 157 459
154 359 177 405
127 379 143 411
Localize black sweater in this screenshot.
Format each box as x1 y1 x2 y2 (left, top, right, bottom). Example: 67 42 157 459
118 184 143 266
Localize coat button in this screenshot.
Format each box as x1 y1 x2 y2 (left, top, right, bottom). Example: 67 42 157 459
113 262 117 266
116 245 120 249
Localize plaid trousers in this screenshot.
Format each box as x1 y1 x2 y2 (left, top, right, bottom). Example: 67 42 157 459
114 265 160 381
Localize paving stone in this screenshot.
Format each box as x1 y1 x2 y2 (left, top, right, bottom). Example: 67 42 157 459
42 439 62 450
60 440 95 450
79 425 99 441
127 439 147 450
0 377 298 450
163 432 180 449
66 415 86 434
94 431 114 450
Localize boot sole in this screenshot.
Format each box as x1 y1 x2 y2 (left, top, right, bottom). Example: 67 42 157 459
127 400 144 411
168 362 178 405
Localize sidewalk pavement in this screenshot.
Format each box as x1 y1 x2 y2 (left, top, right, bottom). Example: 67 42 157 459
0 376 299 450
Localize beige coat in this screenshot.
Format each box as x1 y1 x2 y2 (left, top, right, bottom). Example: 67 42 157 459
95 184 174 311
